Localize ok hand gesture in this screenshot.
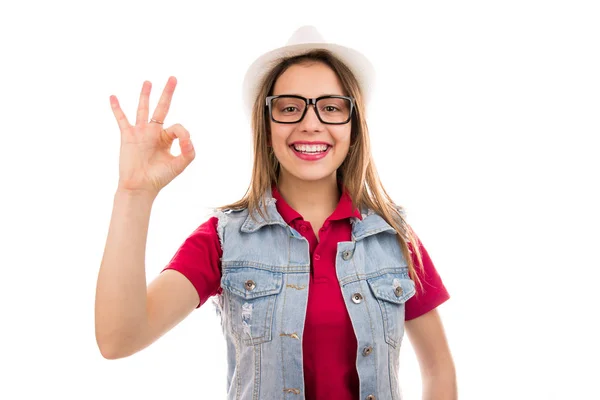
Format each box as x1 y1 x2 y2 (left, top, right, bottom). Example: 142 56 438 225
110 76 195 197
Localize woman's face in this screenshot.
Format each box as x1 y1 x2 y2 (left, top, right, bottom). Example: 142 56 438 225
269 61 352 184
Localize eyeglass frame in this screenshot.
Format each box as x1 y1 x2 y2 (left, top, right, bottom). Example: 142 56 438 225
265 95 355 125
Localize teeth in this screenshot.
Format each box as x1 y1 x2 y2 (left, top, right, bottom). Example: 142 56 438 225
293 144 329 153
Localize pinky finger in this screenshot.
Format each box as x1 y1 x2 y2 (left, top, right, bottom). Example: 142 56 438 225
110 95 131 132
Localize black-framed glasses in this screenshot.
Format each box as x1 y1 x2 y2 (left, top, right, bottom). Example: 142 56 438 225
266 95 355 124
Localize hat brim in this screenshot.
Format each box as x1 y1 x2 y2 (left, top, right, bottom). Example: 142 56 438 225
242 42 375 118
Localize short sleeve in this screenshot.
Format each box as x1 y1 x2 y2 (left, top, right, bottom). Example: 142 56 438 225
161 216 223 308
404 238 450 321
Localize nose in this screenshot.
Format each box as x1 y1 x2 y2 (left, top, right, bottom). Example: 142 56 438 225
299 104 323 132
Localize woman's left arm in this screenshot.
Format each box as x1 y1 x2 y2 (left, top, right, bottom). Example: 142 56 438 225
405 308 457 400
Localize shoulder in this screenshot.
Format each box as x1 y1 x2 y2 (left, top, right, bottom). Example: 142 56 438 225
213 207 249 218
360 203 407 219
183 216 220 239
212 207 249 246
212 207 249 228
175 211 243 248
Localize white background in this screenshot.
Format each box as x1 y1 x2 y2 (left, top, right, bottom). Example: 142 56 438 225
1 0 598 399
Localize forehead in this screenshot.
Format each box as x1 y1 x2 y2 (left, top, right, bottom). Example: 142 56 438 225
272 61 345 97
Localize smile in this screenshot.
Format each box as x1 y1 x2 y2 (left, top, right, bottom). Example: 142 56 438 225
292 143 330 153
289 144 332 161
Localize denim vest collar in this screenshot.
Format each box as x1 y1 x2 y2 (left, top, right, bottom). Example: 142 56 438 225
239 186 397 241
240 186 288 233
353 205 399 241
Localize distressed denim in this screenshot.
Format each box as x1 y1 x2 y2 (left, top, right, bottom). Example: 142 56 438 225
212 188 415 400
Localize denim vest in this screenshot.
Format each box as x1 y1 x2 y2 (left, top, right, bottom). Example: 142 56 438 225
212 191 416 400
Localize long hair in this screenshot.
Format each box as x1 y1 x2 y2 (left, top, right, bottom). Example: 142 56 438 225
219 49 424 288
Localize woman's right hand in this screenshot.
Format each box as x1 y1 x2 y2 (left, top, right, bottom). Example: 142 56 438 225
110 76 195 197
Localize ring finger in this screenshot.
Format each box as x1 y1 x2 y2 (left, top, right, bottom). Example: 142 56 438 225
136 80 151 125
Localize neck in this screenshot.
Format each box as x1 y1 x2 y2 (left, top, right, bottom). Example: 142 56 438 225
276 172 340 219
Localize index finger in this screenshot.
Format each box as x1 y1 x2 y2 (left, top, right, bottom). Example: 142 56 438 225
151 76 177 123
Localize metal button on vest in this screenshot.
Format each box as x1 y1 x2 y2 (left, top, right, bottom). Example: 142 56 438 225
362 346 373 356
342 250 353 260
244 280 256 290
394 286 403 296
366 395 376 400
351 293 363 304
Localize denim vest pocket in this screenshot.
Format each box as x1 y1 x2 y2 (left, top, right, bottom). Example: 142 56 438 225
367 271 416 348
221 268 283 346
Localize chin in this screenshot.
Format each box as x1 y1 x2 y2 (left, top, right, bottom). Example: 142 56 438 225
282 166 338 183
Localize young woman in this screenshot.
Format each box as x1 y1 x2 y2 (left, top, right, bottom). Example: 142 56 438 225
95 26 456 400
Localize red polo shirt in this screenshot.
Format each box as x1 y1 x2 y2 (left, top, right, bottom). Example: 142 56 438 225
162 186 449 400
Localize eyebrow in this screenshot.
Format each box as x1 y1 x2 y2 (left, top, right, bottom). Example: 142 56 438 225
273 93 347 97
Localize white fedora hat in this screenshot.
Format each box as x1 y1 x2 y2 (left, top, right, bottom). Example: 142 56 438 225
241 25 376 117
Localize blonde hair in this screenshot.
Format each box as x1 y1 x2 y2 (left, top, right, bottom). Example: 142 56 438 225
219 49 424 289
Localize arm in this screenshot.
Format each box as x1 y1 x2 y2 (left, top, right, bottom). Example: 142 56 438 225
96 78 202 359
405 308 457 400
94 190 199 359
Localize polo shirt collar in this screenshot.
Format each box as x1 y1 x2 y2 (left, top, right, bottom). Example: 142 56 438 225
271 183 362 225
241 182 363 233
